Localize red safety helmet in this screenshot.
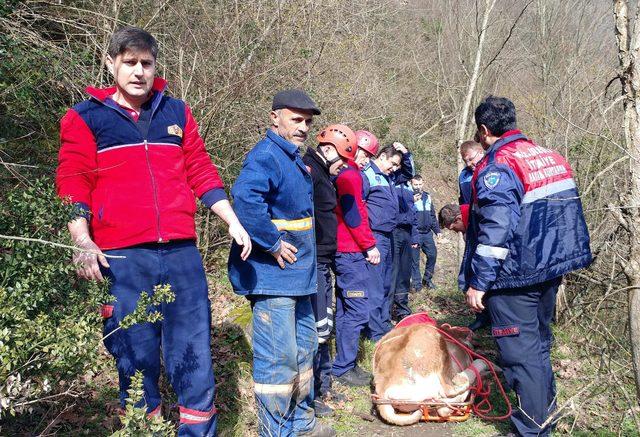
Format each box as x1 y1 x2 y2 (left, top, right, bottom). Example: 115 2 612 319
355 130 379 156
316 124 357 160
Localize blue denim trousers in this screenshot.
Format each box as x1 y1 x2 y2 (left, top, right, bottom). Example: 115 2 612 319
102 241 217 437
250 295 318 436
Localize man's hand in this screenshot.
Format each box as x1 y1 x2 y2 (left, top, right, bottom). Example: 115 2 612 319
229 221 252 260
211 199 253 261
393 142 408 154
272 241 298 269
466 287 486 313
73 233 109 281
366 246 381 265
413 192 422 202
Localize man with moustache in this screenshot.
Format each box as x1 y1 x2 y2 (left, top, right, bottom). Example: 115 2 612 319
228 89 335 436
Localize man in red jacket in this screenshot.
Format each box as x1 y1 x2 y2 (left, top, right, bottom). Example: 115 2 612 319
56 26 250 436
331 133 381 387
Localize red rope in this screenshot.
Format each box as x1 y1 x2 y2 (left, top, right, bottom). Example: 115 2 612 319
430 324 512 421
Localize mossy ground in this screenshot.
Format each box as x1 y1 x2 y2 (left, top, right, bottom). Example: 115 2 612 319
3 255 637 436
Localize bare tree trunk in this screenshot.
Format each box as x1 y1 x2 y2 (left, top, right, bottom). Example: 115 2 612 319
454 0 497 261
613 0 640 406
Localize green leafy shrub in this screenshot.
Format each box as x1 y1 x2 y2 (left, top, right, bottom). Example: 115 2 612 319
0 178 109 416
111 371 173 437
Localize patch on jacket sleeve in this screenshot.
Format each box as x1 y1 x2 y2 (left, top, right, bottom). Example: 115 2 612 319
483 171 501 189
167 124 183 138
492 325 520 337
346 290 365 298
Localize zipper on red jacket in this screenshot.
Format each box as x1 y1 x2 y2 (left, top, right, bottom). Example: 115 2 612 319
95 94 165 242
144 139 163 242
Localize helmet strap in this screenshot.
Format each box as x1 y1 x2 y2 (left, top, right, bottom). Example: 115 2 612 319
317 145 342 167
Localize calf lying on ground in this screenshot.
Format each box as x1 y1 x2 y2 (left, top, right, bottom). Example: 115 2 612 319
372 322 487 426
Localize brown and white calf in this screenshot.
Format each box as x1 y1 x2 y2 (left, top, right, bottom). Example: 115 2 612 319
372 323 487 426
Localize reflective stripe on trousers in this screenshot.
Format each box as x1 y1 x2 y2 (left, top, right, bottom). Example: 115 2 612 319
251 295 318 436
102 241 217 437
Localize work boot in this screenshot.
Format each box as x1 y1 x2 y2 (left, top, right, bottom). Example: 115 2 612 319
335 367 370 387
299 421 337 437
313 398 334 417
353 365 372 382
468 310 491 331
421 278 437 289
324 389 347 403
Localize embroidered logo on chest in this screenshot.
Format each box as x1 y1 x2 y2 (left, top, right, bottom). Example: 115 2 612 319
167 124 183 138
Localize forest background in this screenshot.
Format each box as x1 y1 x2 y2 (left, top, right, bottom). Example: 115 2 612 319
0 0 636 435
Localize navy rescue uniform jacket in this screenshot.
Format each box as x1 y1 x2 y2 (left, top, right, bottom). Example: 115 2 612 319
362 152 414 234
459 130 592 292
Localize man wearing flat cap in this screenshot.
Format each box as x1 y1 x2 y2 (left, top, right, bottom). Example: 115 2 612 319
228 90 335 436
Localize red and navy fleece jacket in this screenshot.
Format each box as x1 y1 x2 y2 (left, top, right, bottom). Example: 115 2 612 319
56 78 226 250
458 130 592 292
334 162 377 253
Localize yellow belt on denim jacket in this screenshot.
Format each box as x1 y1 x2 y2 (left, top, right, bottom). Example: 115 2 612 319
271 217 313 231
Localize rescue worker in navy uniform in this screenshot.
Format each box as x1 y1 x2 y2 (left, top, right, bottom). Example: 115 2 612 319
390 179 418 321
458 140 490 331
362 143 414 340
331 129 380 387
461 96 592 436
409 175 440 292
458 140 484 205
302 125 354 416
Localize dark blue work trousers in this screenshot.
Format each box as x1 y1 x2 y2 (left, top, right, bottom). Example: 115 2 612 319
486 277 561 437
390 226 413 320
411 231 437 288
102 241 217 436
368 231 393 341
310 261 335 397
332 252 372 376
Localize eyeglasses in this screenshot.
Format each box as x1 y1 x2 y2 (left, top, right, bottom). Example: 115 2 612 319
463 150 483 166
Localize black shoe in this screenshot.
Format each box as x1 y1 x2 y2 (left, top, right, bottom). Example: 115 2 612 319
313 398 334 417
335 368 371 387
426 280 437 289
323 389 347 403
410 287 422 293
353 365 372 381
468 311 491 331
299 421 337 437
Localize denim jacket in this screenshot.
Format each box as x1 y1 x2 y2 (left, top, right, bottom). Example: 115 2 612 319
228 130 317 296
